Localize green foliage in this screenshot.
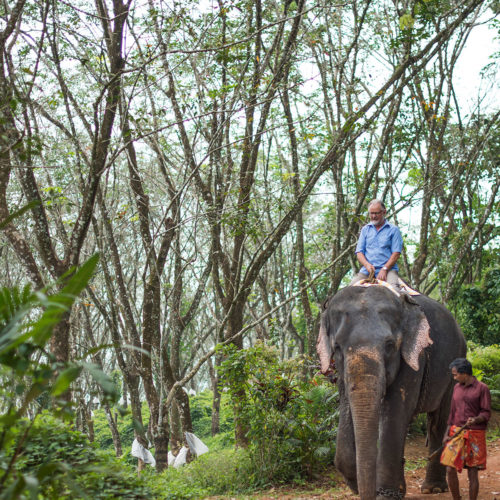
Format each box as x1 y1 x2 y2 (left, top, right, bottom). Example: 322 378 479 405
202 429 234 451
189 390 233 440
11 413 153 499
408 413 427 436
92 402 149 466
0 253 128 498
189 392 213 438
452 268 500 345
399 13 415 31
18 413 97 468
218 342 338 485
150 448 254 499
467 341 500 410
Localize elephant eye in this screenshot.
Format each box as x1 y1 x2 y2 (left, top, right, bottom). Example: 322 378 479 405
385 339 395 354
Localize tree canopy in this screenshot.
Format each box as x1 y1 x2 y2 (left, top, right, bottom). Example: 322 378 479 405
0 0 498 471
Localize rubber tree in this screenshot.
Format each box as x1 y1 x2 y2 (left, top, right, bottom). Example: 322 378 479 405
0 0 132 369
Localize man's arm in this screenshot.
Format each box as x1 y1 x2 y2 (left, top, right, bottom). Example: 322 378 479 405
356 252 375 275
355 227 373 273
466 415 486 426
377 251 401 281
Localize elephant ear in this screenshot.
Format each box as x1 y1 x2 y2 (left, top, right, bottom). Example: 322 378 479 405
316 310 332 374
401 294 433 371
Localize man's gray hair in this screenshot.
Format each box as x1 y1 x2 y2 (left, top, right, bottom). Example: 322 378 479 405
368 199 386 210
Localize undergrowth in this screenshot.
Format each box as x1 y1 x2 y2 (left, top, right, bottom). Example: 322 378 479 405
149 448 254 499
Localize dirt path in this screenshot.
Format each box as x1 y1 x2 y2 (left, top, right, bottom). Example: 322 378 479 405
247 436 500 500
403 436 500 500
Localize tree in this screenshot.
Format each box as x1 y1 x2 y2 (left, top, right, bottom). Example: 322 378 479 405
0 0 131 367
0 0 497 463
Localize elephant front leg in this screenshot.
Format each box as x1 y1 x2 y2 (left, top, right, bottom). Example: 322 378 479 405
376 389 411 498
335 392 358 494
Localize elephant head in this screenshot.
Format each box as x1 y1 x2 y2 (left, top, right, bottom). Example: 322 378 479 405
316 285 432 499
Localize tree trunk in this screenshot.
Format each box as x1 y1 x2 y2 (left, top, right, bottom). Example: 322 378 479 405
126 374 146 447
175 388 193 434
169 400 183 456
226 301 248 447
154 400 170 472
87 414 95 444
105 403 122 457
208 357 221 436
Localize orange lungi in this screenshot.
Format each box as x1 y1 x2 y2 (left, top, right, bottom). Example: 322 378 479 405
440 425 487 472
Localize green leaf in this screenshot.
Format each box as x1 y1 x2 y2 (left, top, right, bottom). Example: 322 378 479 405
31 254 100 346
399 13 415 30
0 201 41 229
82 362 119 403
51 365 83 396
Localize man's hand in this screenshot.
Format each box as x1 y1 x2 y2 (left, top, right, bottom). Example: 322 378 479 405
365 263 375 275
377 268 388 281
466 416 479 427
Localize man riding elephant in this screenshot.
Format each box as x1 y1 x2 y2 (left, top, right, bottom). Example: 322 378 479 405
351 199 403 288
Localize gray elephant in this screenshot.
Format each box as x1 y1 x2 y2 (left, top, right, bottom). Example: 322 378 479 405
317 284 466 500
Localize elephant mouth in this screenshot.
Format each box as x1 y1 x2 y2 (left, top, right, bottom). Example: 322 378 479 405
346 348 382 377
346 348 384 399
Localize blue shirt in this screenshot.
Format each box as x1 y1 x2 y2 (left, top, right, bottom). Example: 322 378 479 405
355 220 403 274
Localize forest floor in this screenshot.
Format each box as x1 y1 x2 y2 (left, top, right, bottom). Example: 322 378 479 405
225 413 500 500
237 436 500 500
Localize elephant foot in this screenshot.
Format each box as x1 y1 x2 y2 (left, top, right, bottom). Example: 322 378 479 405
376 487 404 499
420 482 448 494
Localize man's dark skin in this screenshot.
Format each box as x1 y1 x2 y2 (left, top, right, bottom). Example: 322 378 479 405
442 367 486 500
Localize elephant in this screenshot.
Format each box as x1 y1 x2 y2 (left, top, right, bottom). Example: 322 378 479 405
316 283 466 500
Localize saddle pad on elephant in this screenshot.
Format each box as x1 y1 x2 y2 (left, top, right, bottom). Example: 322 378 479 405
397 279 421 296
353 278 421 296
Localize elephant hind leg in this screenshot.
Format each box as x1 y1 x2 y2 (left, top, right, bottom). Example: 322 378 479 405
421 385 453 494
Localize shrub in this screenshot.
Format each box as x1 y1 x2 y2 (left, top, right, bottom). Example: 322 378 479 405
468 341 500 410
14 413 152 499
453 268 500 345
189 390 234 440
92 401 149 461
0 255 124 498
202 428 234 451
189 391 213 438
408 413 427 436
151 448 254 499
218 342 338 486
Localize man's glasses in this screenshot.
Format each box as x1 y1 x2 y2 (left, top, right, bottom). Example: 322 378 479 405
369 211 383 215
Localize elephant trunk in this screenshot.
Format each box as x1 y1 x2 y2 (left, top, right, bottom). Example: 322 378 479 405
346 349 384 500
